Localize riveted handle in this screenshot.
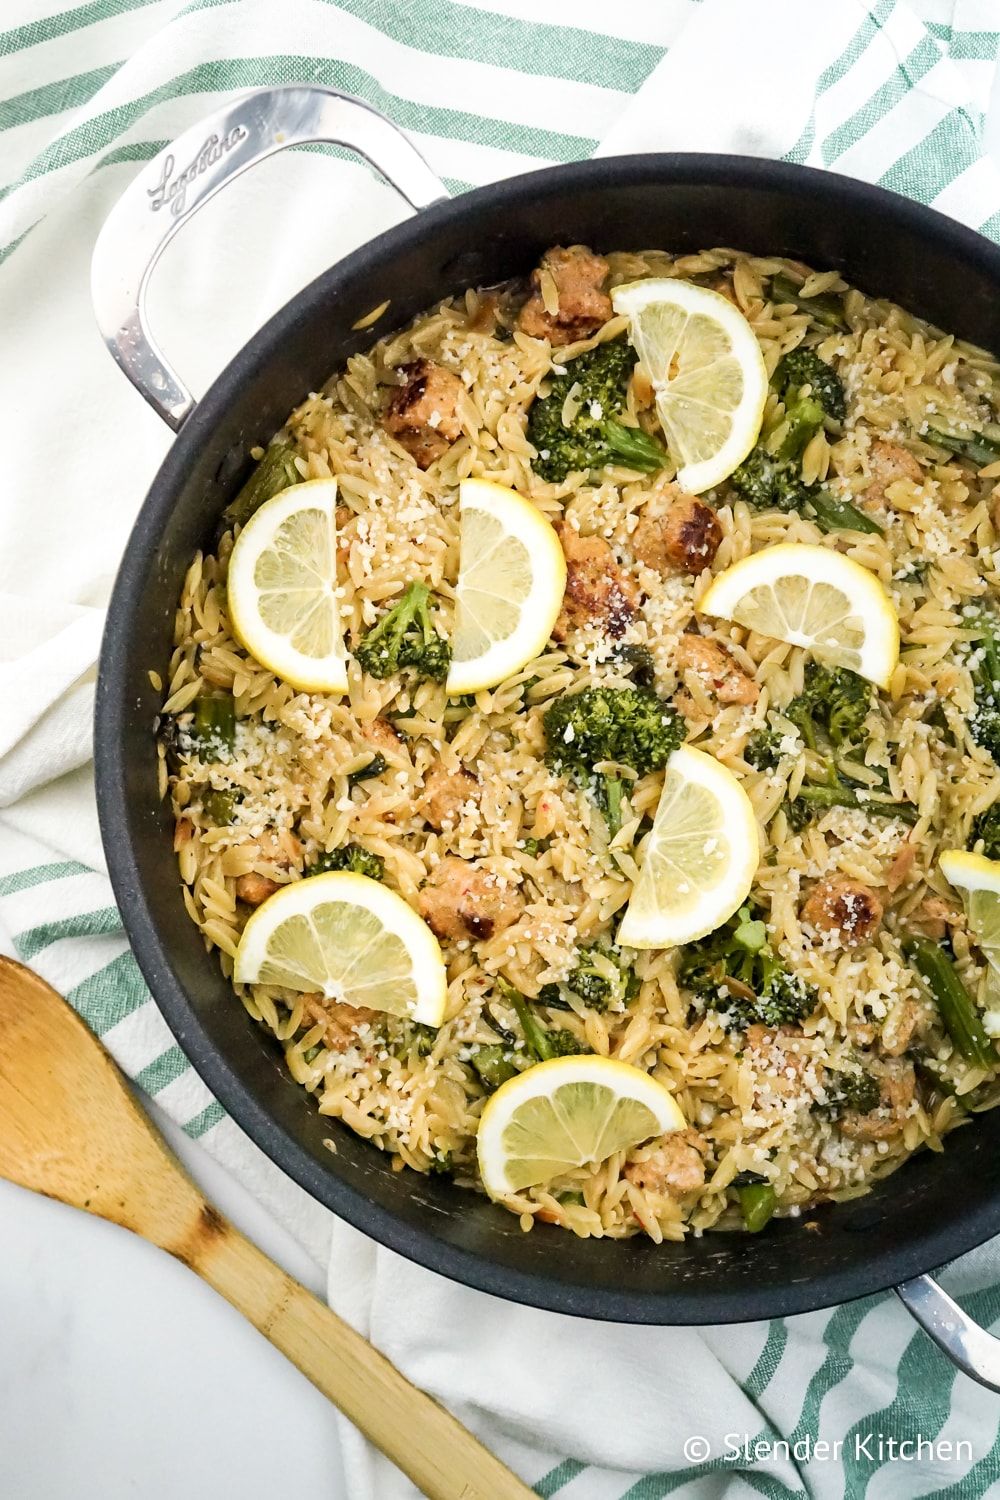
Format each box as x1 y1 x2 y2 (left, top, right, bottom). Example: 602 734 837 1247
91 85 449 430
896 1274 1000 1391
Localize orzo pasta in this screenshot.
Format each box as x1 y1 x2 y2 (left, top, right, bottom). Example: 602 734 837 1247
158 244 1000 1242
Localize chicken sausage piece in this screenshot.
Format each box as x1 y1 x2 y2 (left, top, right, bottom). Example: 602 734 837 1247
235 829 303 906
362 717 403 755
990 490 1000 536
881 997 923 1058
624 1129 707 1196
632 485 722 575
840 1062 916 1140
418 856 523 942
675 634 759 706
173 818 195 851
801 877 883 946
302 995 379 1051
745 1024 824 1100
422 765 479 830
911 893 963 941
235 873 281 906
517 246 613 346
885 838 918 893
552 523 639 641
383 359 463 468
864 440 923 506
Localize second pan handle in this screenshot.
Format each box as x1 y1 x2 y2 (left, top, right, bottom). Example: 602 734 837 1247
91 85 449 431
896 1274 1000 1391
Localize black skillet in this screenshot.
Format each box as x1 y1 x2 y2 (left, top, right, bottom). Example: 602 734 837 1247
91 84 1000 1384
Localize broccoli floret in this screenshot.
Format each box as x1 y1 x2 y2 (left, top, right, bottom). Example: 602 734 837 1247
970 708 1000 764
394 1022 438 1059
355 581 451 683
833 1070 881 1114
756 966 816 1028
497 979 588 1062
543 686 685 781
775 348 847 423
543 685 685 835
731 352 879 534
526 342 667 483
733 467 877 534
971 801 1000 859
813 1062 882 1117
539 941 640 1013
744 725 785 771
780 669 920 828
677 906 817 1031
966 615 1000 765
566 941 640 1011
676 906 767 1013
611 642 657 690
730 444 816 513
731 431 877 534
785 664 872 751
307 843 385 881
470 1045 520 1091
545 1029 588 1057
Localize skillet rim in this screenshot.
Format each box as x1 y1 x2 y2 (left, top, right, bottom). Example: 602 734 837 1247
96 150 1000 1323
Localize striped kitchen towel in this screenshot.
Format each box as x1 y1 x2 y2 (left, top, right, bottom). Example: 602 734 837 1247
3 1 1000 1496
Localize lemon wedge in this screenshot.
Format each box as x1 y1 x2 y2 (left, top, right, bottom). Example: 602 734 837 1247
476 1054 685 1199
233 871 447 1025
446 478 566 695
699 542 899 687
940 849 1000 991
618 745 759 948
226 477 348 694
611 277 767 494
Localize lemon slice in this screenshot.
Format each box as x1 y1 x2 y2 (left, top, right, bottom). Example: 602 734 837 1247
476 1054 685 1199
227 477 348 694
446 478 566 695
699 542 899 687
940 847 1000 979
611 277 767 494
233 871 447 1025
618 745 759 949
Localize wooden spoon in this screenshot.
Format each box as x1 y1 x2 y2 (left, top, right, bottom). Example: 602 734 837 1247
0 957 533 1500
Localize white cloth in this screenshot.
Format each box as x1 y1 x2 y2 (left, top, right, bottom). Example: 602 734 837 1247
5 2 1000 1497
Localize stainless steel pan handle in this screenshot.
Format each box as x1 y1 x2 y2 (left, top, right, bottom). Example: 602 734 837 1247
91 85 449 431
897 1275 1000 1392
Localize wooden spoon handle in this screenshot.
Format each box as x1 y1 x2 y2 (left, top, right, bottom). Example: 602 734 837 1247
185 1212 533 1500
0 957 531 1498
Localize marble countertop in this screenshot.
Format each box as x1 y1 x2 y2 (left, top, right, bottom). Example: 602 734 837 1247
0 1030 346 1498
